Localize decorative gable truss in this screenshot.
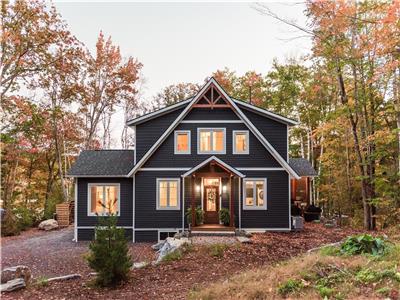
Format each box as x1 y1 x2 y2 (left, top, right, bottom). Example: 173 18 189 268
127 78 301 179
193 84 230 108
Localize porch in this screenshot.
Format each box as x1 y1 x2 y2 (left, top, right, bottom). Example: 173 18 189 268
182 156 245 230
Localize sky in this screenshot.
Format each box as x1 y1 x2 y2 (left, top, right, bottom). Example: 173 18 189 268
54 2 311 147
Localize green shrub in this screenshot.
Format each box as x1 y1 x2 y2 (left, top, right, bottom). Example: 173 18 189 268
86 215 132 287
277 279 304 296
319 245 340 256
209 243 229 258
218 208 230 226
316 285 334 298
1 210 21 236
186 206 204 225
341 234 386 256
14 206 33 231
162 250 183 262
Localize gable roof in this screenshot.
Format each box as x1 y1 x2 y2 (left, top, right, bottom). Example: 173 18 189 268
232 98 298 126
67 150 135 177
126 98 193 126
127 78 301 179
181 156 245 178
289 158 318 177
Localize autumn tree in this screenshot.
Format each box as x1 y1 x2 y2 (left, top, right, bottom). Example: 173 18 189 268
81 32 142 149
152 82 200 109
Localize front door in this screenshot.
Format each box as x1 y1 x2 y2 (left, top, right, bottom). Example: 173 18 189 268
203 185 219 224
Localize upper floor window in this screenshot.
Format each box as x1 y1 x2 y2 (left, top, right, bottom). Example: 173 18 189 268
233 130 249 154
174 130 191 154
197 128 226 154
156 178 180 210
88 184 120 216
243 178 267 210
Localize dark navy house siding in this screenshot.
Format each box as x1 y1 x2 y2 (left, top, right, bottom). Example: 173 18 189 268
76 104 291 243
76 177 133 241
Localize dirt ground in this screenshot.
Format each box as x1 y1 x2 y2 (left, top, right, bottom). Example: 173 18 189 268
1 223 362 300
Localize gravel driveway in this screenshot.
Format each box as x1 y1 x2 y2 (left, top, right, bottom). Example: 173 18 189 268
1 227 154 279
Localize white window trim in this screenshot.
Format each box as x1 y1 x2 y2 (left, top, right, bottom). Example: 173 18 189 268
156 178 181 210
242 178 267 210
87 183 121 216
197 128 226 154
233 130 249 155
174 130 191 154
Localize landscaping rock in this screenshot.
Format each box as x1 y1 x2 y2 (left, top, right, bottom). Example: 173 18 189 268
151 240 166 251
132 261 149 269
0 278 26 292
1 265 31 284
38 219 58 231
156 237 189 263
47 274 81 282
235 229 253 238
236 236 252 244
174 231 189 239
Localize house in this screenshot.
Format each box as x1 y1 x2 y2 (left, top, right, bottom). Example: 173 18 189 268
67 78 316 242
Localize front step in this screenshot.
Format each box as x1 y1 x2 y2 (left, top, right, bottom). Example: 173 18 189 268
190 231 236 236
190 226 236 236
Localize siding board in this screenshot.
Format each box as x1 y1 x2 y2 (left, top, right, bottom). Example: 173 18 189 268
77 178 133 227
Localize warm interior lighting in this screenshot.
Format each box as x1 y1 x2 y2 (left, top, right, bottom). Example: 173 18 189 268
222 185 227 193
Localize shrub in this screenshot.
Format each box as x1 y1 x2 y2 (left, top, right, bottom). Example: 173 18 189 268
14 206 33 231
341 234 386 256
209 243 229 258
218 208 230 226
86 215 132 287
162 250 183 262
186 206 204 225
1 210 21 236
277 279 304 296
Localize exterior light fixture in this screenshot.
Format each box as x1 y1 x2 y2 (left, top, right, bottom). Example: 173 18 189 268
196 185 201 192
222 185 227 193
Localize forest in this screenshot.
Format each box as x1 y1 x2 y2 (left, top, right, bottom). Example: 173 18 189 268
1 0 399 235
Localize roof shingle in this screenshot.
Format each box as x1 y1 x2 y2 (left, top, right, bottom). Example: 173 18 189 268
67 150 135 176
289 158 317 177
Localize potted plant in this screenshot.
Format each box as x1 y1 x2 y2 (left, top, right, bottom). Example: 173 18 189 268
218 208 230 226
185 206 204 225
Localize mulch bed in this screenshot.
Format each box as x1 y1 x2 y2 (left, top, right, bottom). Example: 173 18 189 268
2 223 362 300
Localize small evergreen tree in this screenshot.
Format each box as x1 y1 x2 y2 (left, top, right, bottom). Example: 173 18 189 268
86 214 132 287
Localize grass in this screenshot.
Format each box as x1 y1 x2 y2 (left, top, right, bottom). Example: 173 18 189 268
208 243 229 258
189 241 400 299
35 276 49 287
162 243 194 263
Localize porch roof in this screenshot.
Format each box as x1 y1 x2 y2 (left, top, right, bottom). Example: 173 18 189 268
181 156 245 178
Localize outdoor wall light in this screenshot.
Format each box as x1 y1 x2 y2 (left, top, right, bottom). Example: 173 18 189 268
195 185 201 192
222 185 227 193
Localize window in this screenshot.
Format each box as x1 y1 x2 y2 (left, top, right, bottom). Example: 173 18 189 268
243 179 267 210
174 130 191 154
88 184 120 216
233 130 249 154
157 179 180 210
197 128 226 154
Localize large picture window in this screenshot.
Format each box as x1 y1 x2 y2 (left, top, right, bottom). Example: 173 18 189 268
197 128 226 154
174 130 191 154
233 130 249 154
157 178 180 210
243 178 267 210
88 184 120 216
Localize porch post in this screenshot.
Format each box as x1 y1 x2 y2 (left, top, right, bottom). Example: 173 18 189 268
229 175 233 227
191 175 196 227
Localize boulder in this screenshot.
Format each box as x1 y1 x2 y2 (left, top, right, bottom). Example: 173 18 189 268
156 237 189 263
151 240 166 251
132 261 149 269
38 219 58 231
1 265 31 284
236 236 252 244
0 278 25 292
